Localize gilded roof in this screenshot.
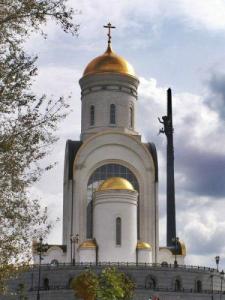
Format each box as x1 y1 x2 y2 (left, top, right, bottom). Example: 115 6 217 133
79 240 96 249
97 177 135 192
83 45 135 77
136 241 152 250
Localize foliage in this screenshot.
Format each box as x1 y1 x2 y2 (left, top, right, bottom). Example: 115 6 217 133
71 268 136 300
70 270 99 300
0 0 78 294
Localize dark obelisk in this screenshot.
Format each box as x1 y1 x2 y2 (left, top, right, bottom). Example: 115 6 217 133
159 88 176 248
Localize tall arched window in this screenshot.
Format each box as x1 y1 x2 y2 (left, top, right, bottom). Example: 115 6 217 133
90 105 95 126
196 280 202 293
174 279 181 291
110 104 116 124
129 106 133 128
43 278 49 290
87 164 139 239
145 275 157 289
116 217 121 245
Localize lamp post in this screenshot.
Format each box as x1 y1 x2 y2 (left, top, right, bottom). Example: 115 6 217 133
210 271 214 300
172 237 179 267
220 270 224 300
36 237 48 300
70 234 79 266
215 256 220 272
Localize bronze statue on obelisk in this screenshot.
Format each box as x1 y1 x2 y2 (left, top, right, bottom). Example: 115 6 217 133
159 88 177 249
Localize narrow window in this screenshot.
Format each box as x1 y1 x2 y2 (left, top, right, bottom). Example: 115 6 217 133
43 278 49 290
196 280 202 293
175 279 181 291
129 106 133 128
110 104 116 124
90 105 95 126
116 217 121 245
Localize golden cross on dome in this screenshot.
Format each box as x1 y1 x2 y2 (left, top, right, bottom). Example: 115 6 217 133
103 22 116 45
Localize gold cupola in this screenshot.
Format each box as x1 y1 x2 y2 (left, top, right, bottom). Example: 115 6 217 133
83 23 136 78
83 44 135 77
97 177 135 192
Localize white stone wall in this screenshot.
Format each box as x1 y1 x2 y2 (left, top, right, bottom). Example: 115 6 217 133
67 131 158 263
94 189 138 262
79 248 96 263
158 248 185 265
33 246 67 265
79 73 139 140
138 249 152 264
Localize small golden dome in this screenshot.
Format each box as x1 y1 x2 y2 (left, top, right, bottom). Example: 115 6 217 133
97 177 135 192
179 240 186 256
136 241 152 250
79 240 96 249
83 45 135 77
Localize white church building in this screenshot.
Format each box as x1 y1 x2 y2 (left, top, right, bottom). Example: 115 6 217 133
33 25 186 266
7 25 223 300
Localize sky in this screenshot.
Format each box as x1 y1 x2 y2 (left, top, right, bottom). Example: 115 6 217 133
27 0 225 270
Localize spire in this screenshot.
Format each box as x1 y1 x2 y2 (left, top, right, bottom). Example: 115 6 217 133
103 22 116 49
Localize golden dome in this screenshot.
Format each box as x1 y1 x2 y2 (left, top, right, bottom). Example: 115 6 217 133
79 240 96 249
97 177 135 192
83 45 135 77
179 240 186 256
136 241 152 250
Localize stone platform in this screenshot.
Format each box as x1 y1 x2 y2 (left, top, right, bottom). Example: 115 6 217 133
4 263 225 300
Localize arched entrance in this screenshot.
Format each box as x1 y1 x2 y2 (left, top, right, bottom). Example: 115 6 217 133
86 163 139 238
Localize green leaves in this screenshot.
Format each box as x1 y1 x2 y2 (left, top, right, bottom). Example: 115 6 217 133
71 268 136 300
70 271 99 300
0 0 78 294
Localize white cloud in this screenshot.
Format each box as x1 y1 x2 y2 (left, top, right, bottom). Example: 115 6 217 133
176 0 225 31
70 0 225 43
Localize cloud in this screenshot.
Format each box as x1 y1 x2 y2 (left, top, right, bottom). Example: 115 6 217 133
25 0 225 60
206 72 225 119
178 197 225 257
176 0 225 32
176 147 225 197
69 0 225 44
136 77 225 269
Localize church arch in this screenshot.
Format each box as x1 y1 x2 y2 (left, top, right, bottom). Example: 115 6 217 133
195 279 202 293
43 278 50 290
68 277 73 288
145 275 157 289
173 277 182 291
50 259 59 266
86 162 139 239
73 132 157 258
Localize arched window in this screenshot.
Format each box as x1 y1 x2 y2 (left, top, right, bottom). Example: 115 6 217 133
196 280 202 293
129 106 134 128
145 276 156 289
110 104 116 124
87 164 139 239
50 259 59 266
68 278 73 288
43 278 49 290
90 105 95 126
116 217 121 245
174 279 181 291
161 261 168 267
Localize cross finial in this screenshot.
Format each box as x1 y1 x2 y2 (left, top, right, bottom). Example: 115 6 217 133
103 22 116 46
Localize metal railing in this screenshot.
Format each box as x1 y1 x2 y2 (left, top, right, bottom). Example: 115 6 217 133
28 262 218 273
